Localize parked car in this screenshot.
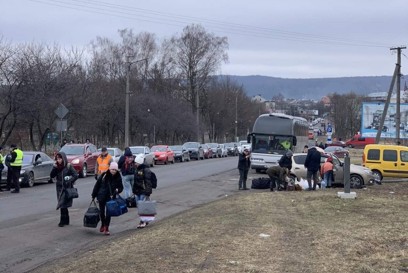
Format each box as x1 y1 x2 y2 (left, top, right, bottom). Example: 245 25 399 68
363 144 408 181
238 140 251 153
290 153 376 188
325 141 346 148
183 142 204 160
1 151 55 188
202 144 213 159
98 147 123 163
345 134 375 148
169 145 190 162
324 146 349 158
206 143 222 158
59 143 100 178
224 142 239 156
151 145 175 165
129 146 154 167
219 144 228 157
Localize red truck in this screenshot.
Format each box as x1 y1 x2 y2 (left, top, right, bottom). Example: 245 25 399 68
345 134 375 148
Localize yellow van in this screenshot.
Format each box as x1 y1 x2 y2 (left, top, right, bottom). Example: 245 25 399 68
363 144 408 181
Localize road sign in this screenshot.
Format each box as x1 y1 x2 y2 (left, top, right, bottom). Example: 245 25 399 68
55 103 69 119
56 120 67 131
327 124 332 133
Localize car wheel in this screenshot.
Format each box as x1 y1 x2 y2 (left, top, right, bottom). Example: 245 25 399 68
372 170 382 181
350 174 364 188
187 156 190 161
164 158 168 165
255 169 261 173
348 144 353 148
27 172 35 187
172 158 175 164
80 164 87 178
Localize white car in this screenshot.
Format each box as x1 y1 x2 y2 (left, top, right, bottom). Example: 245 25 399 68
219 144 228 157
238 140 251 153
98 147 123 163
129 146 155 167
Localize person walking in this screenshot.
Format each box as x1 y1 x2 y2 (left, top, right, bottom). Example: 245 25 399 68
133 154 154 229
91 162 123 235
118 147 135 198
304 146 322 190
237 148 251 190
321 157 334 188
0 146 4 192
95 147 113 180
9 144 23 193
50 152 79 227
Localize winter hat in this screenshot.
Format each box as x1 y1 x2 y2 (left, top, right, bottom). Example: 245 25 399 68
134 154 145 164
109 162 119 171
286 150 293 157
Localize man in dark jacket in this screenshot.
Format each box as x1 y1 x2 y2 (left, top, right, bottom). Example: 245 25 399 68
266 165 289 191
237 148 251 190
91 162 123 235
278 150 293 171
304 147 322 190
118 147 135 198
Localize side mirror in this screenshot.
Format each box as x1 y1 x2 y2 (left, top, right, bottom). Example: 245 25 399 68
293 137 297 146
247 134 251 143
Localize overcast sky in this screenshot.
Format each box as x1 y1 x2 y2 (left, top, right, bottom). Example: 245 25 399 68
1 0 407 78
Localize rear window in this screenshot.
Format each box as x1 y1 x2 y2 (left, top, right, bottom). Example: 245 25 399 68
367 149 380 160
293 155 307 164
401 151 408 162
383 150 397 161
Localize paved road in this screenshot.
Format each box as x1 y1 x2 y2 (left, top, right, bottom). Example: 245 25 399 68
0 156 262 273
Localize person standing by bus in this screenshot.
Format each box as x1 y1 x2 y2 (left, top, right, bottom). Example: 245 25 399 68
304 147 321 190
237 148 251 190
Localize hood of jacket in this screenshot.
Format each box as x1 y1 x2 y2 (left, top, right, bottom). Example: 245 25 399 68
124 147 133 156
56 152 68 167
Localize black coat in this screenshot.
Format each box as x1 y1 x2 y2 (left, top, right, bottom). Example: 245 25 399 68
237 152 251 170
278 155 292 170
132 164 153 196
91 170 123 202
304 147 322 172
50 152 79 209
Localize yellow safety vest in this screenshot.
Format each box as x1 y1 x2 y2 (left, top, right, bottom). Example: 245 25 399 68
97 154 112 174
0 154 4 164
10 149 23 167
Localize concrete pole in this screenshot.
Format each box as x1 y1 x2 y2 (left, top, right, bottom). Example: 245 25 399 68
343 155 350 194
125 61 130 148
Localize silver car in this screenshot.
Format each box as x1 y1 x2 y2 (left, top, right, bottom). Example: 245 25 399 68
129 146 154 167
98 147 123 163
290 153 376 188
1 151 55 187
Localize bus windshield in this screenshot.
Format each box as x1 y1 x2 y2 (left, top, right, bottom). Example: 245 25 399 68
252 135 294 154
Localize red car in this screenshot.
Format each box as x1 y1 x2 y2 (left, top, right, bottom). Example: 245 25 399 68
202 144 213 159
59 143 100 178
151 145 175 165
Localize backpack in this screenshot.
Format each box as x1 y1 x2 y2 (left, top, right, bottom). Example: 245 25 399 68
150 171 157 189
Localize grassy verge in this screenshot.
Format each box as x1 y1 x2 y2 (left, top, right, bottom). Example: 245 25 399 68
33 183 407 273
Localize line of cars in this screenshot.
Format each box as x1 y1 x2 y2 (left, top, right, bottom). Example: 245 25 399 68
1 141 243 188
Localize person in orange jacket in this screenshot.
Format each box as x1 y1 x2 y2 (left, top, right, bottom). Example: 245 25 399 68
320 157 334 188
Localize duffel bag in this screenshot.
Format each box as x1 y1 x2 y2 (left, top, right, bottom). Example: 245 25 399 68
251 177 271 189
106 199 122 217
115 195 128 214
126 195 137 208
83 200 100 228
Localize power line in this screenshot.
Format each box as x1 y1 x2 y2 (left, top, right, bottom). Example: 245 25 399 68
29 0 390 48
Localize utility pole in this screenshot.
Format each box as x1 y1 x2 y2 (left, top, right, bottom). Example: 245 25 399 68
375 46 405 144
235 95 238 142
391 46 405 143
196 88 200 142
125 56 131 148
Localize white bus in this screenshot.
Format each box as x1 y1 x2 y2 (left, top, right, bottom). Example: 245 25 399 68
247 113 309 172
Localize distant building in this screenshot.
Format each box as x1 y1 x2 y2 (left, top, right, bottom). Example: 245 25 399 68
252 95 267 103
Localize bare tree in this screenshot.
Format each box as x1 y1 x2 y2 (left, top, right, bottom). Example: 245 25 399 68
167 24 228 113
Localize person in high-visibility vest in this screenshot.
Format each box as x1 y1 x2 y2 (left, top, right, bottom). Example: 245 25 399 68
95 147 113 180
9 144 23 193
0 146 4 192
280 139 291 150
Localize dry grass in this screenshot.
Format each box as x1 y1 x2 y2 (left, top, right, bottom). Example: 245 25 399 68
33 183 408 273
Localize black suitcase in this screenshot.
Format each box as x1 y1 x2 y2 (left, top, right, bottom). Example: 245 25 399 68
83 200 100 228
251 177 271 189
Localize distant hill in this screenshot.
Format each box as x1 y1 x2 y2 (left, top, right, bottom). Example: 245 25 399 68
224 75 394 100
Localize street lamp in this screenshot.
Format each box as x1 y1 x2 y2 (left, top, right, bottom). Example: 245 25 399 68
124 57 147 147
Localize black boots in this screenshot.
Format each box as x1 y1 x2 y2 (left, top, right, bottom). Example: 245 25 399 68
58 209 69 227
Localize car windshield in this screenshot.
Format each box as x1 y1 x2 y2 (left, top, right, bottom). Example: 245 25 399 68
224 143 235 148
23 154 34 164
151 146 166 152
107 149 115 156
60 146 84 155
170 145 182 151
184 143 198 148
206 143 217 148
325 146 343 152
130 147 144 154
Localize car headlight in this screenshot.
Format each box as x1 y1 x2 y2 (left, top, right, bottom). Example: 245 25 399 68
71 159 80 164
159 154 166 158
363 170 372 174
20 169 26 174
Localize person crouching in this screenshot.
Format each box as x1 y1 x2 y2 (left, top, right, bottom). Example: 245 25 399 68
266 165 289 191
